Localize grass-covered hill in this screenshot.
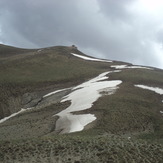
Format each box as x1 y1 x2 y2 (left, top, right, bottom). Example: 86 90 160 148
0 44 163 163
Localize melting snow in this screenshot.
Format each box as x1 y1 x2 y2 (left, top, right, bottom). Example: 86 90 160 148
0 108 32 124
0 88 71 124
55 71 122 133
71 53 112 62
135 85 163 115
135 85 163 95
43 88 71 98
128 137 131 140
111 65 153 70
37 49 42 52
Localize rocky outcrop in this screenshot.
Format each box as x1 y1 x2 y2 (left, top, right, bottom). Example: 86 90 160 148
22 93 42 108
21 88 71 109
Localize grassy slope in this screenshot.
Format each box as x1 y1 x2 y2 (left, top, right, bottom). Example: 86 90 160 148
0 44 32 58
0 44 163 162
0 46 110 83
71 68 163 143
0 45 112 118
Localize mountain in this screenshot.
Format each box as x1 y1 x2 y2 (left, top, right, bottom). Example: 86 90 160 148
0 44 163 162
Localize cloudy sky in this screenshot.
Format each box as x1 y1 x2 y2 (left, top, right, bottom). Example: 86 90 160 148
0 0 163 69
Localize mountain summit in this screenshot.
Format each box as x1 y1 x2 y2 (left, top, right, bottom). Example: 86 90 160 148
0 44 163 162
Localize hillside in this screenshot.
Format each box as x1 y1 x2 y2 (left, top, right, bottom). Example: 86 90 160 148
0 44 163 162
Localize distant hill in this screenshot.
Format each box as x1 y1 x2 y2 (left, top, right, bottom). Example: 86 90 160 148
0 44 162 163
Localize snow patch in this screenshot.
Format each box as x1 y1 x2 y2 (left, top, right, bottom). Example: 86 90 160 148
43 88 71 98
71 53 112 63
135 85 163 95
0 108 32 124
55 113 96 133
111 65 153 70
55 71 122 133
37 49 44 52
111 65 128 69
128 137 131 140
135 84 163 115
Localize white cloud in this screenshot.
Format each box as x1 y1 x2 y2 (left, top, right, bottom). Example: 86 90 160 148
152 41 163 68
136 0 163 16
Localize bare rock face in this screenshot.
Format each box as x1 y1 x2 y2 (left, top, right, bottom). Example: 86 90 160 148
22 93 42 108
38 89 71 107
21 89 71 109
22 93 33 105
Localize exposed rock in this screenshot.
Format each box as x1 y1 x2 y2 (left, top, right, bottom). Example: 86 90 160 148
21 89 71 109
24 97 42 108
37 89 71 108
22 93 36 105
22 93 42 108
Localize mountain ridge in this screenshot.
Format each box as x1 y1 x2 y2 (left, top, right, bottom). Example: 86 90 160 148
0 44 163 162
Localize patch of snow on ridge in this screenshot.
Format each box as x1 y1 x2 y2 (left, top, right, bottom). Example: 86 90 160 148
111 65 127 69
0 108 32 124
55 71 122 134
111 65 153 70
135 85 163 95
71 53 112 62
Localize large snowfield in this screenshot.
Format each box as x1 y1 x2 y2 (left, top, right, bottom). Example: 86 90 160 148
55 71 122 133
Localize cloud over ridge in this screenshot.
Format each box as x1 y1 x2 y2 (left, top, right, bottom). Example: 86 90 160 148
0 0 163 69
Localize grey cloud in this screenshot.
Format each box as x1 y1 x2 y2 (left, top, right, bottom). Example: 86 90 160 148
97 0 134 22
0 0 80 47
156 29 163 44
0 0 163 69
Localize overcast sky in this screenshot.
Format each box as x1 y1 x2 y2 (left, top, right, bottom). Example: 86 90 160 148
0 0 163 69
